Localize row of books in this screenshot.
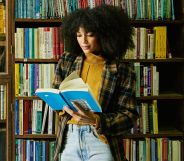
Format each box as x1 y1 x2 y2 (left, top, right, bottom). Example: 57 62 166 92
123 138 182 161
0 84 6 120
134 63 159 97
14 0 175 20
15 99 58 135
14 0 102 19
124 0 175 20
15 63 55 96
15 139 55 161
131 100 158 134
14 26 168 60
15 27 64 59
0 2 5 33
125 26 167 60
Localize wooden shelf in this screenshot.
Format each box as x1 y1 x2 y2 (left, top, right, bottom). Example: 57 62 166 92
15 96 39 100
15 131 184 140
121 58 184 63
15 58 58 63
136 93 184 100
14 57 184 63
15 134 56 139
14 19 184 28
15 18 62 23
15 93 184 101
130 19 184 26
123 131 184 139
15 18 184 25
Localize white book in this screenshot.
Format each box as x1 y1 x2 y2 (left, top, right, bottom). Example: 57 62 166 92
48 106 53 134
152 66 159 96
34 28 39 59
41 104 49 134
140 28 147 59
32 100 37 134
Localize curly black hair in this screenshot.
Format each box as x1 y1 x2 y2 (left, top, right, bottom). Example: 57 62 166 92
62 4 134 61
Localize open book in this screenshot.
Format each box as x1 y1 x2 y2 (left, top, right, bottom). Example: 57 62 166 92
35 71 102 112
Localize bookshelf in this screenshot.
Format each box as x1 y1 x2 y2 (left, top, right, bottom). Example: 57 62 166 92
12 0 184 161
0 0 12 161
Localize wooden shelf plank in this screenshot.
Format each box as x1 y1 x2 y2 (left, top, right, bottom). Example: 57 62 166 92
15 58 184 63
15 19 184 25
136 93 184 100
15 130 183 139
15 58 58 63
15 134 56 139
122 130 184 138
121 58 184 63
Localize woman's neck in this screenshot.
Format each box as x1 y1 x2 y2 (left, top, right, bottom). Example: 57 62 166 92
84 52 105 64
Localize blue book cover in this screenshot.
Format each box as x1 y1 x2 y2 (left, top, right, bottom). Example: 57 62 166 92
35 72 102 112
15 100 19 135
30 140 34 161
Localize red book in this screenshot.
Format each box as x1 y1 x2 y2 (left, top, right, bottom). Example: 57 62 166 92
23 100 29 134
162 138 168 161
52 27 57 59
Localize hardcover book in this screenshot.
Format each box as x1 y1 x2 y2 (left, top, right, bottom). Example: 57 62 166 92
35 71 102 112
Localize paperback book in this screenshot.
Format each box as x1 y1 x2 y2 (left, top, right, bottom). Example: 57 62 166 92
35 71 102 112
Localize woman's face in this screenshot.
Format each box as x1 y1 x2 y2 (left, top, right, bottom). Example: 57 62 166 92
76 27 101 54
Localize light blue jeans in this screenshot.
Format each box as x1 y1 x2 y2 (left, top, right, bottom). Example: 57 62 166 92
59 124 114 161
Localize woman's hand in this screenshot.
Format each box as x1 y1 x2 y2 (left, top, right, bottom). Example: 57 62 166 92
63 101 98 126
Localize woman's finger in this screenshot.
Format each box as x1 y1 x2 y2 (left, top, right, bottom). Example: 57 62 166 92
63 106 74 116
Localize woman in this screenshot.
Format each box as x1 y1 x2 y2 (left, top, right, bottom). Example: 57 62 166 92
53 4 138 161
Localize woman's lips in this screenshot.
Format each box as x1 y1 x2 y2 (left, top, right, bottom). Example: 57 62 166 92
81 46 90 50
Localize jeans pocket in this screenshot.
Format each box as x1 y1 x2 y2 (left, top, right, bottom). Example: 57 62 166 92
92 128 100 139
92 128 109 144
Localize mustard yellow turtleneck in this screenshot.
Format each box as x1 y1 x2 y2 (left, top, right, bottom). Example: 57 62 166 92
81 60 104 101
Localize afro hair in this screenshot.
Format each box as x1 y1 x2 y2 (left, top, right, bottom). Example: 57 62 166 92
61 4 134 61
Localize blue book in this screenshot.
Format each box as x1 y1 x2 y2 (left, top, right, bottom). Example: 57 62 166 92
15 100 19 135
35 71 102 112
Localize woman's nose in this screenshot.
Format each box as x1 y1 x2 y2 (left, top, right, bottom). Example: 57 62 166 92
82 36 88 43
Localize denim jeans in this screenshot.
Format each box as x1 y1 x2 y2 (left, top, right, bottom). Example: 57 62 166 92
59 124 114 161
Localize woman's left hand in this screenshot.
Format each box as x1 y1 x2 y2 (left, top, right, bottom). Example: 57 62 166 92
63 102 98 126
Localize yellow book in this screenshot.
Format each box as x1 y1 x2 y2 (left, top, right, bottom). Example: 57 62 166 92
146 138 151 161
0 4 5 33
15 64 20 96
153 100 158 134
160 27 167 58
157 138 162 161
154 26 167 59
154 27 161 59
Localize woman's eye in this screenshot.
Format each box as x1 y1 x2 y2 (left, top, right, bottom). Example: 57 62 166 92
87 33 94 36
76 34 82 37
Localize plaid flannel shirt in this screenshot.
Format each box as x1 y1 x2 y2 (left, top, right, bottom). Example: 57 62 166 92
53 52 138 161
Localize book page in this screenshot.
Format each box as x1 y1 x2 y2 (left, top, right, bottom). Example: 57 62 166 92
59 78 87 91
60 71 80 85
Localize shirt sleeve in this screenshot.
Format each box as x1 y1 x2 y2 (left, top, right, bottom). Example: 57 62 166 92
98 65 138 136
52 58 63 89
